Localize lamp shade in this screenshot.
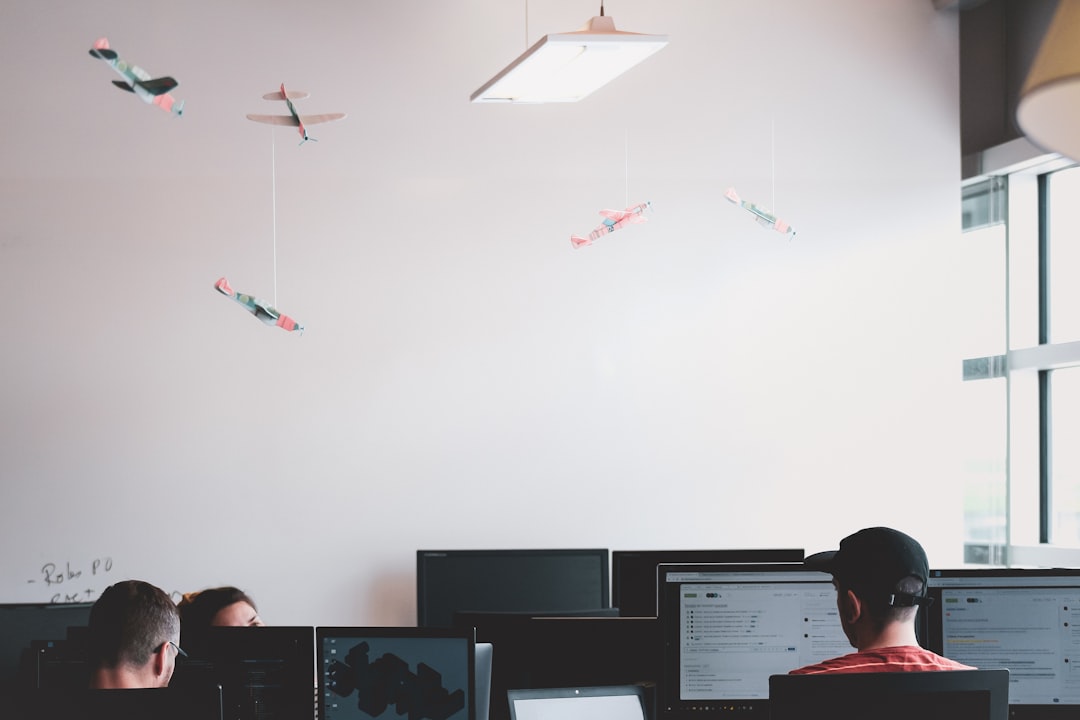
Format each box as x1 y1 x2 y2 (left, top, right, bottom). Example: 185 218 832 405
471 15 668 103
1017 0 1080 162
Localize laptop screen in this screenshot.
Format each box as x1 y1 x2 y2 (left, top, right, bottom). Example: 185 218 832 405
508 685 646 720
926 568 1080 710
658 563 852 718
317 627 474 720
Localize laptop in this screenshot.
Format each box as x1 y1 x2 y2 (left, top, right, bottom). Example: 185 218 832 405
507 685 646 720
317 627 474 720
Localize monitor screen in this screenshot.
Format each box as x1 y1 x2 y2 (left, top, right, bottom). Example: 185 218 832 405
0 603 93 692
508 685 646 720
926 568 1080 712
170 626 315 720
416 550 610 628
611 550 805 617
768 669 1010 720
657 563 851 719
318 626 474 720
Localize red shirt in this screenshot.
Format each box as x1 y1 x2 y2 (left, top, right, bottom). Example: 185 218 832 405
790 646 976 674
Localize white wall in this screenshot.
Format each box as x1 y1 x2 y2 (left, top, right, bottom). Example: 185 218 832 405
0 0 965 626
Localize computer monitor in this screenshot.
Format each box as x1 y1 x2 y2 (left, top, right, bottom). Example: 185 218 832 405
507 685 647 720
317 626 474 720
456 614 660 720
611 550 805 617
0 603 93 692
416 550 610 628
169 626 315 720
657 563 851 719
768 669 1010 720
926 568 1080 716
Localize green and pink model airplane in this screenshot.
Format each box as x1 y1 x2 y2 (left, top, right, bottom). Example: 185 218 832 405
247 84 345 145
88 37 183 116
214 278 303 334
725 187 796 238
571 202 652 248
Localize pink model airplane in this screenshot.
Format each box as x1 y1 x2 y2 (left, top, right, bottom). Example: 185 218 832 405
571 201 651 248
246 83 345 145
214 277 303 334
724 187 795 238
88 37 183 116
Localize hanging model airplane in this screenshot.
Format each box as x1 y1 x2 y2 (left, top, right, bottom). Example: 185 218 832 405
246 83 346 145
214 277 304 334
88 38 184 116
724 187 795 238
571 201 652 248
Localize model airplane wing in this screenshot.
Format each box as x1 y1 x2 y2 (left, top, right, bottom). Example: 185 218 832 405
298 113 346 125
599 209 647 224
134 77 178 95
246 113 300 126
262 89 310 101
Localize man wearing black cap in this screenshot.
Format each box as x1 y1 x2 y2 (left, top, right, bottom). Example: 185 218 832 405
790 527 974 674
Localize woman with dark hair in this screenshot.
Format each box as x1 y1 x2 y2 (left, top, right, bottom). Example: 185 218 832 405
177 586 264 642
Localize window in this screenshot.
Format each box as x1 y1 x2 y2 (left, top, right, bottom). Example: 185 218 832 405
962 161 1080 564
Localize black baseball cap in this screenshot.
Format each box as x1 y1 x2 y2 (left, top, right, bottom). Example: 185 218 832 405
804 527 931 607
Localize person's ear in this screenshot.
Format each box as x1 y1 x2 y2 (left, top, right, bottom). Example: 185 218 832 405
839 588 863 625
151 642 170 679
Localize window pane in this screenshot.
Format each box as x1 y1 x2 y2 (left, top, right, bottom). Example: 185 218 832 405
1050 367 1080 546
958 220 1007 559
1008 174 1040 349
1049 166 1080 343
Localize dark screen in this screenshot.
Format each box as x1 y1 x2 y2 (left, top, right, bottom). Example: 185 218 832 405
0 603 93 693
416 550 609 628
170 626 315 720
769 669 1009 720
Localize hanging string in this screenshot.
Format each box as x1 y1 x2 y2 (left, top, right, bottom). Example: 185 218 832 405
525 0 529 48
624 128 630 208
771 116 776 212
271 127 278 307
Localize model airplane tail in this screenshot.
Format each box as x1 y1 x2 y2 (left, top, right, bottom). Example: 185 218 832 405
570 235 591 248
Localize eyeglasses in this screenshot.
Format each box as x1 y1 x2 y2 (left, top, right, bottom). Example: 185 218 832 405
161 640 188 658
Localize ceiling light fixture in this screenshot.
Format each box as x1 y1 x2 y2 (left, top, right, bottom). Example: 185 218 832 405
1017 0 1080 162
470 5 668 104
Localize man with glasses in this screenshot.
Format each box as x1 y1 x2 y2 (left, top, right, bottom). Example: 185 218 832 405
88 580 184 688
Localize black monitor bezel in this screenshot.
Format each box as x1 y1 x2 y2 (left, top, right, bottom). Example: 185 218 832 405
768 668 1010 720
416 549 610 628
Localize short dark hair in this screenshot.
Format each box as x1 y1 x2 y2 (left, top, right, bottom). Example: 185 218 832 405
840 575 925 631
177 586 258 644
89 580 179 669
